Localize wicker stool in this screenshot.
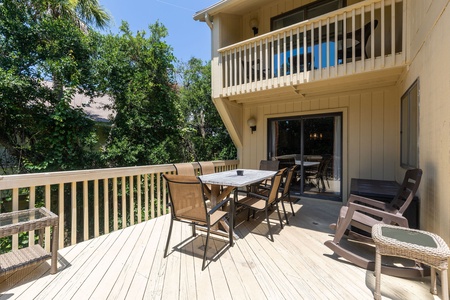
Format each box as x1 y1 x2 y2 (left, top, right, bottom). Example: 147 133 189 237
372 224 450 300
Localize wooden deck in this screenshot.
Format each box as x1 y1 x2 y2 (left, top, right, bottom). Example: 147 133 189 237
0 199 440 300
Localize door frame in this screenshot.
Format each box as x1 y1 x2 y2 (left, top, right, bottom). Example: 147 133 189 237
263 108 348 202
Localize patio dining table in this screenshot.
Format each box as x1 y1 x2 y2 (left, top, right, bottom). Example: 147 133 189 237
199 169 277 240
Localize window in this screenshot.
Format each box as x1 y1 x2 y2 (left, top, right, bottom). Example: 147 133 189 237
401 80 419 168
271 0 345 31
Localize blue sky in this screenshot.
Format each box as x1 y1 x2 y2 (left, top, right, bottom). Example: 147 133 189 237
101 0 217 63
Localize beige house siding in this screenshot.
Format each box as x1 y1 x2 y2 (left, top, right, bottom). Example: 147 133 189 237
401 0 450 239
199 0 450 289
240 85 399 199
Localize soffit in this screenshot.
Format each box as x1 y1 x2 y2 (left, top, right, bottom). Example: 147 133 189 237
224 66 406 105
194 0 274 21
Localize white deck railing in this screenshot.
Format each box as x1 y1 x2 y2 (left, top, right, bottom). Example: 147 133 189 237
0 160 239 251
218 0 405 97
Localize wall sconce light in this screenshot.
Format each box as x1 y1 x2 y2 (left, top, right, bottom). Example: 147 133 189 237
247 117 257 134
249 18 259 36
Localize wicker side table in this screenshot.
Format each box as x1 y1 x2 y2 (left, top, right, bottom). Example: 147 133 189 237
0 207 59 275
372 224 450 300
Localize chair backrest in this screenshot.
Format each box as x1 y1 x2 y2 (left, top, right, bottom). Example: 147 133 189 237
346 19 379 58
198 161 215 175
260 160 279 171
173 163 196 176
390 168 422 214
389 169 422 214
317 155 332 177
362 19 378 58
163 174 207 223
282 165 298 195
267 168 287 205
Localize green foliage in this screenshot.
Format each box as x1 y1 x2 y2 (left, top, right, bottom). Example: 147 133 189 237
93 22 183 166
1 1 234 174
178 58 236 161
0 0 104 172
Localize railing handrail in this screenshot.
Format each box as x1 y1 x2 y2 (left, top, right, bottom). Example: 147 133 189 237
0 160 239 189
0 160 239 252
218 0 400 53
216 0 405 98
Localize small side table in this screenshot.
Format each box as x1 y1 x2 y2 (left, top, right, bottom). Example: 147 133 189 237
372 224 450 300
0 207 59 275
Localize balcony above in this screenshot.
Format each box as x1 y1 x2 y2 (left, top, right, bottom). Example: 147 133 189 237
214 0 406 102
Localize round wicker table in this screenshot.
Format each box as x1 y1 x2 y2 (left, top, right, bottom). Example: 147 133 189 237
372 224 450 300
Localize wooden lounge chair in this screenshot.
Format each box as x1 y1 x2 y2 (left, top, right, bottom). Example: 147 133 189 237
235 168 286 241
325 168 423 277
163 174 233 270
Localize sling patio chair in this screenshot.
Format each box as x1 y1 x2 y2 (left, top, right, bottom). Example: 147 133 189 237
235 168 286 241
278 165 299 224
258 164 299 225
198 161 218 201
198 161 215 175
251 159 280 191
325 168 424 277
306 154 332 192
163 174 233 270
173 162 196 176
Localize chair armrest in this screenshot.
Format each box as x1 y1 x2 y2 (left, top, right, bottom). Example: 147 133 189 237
208 197 231 215
246 192 268 201
347 202 408 226
347 194 388 209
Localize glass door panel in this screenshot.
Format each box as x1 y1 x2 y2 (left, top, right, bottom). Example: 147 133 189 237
268 113 342 201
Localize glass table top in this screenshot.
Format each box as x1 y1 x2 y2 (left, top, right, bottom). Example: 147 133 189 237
0 208 53 227
381 226 437 248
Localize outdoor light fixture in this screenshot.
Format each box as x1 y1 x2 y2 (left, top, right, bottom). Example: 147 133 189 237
249 18 259 36
247 117 257 134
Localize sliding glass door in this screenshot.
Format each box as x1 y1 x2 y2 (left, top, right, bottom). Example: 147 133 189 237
268 113 342 201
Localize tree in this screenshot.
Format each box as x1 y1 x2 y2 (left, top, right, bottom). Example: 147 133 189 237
94 22 182 166
178 58 236 161
0 0 102 172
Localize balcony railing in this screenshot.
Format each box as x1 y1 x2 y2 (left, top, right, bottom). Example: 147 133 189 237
0 160 239 252
218 0 405 97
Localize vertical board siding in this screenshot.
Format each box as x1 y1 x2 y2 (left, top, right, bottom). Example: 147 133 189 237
242 87 398 201
217 0 405 99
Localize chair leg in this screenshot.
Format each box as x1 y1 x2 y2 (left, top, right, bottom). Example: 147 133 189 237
192 224 196 237
164 218 174 258
276 202 284 228
265 209 274 242
202 226 211 270
288 194 295 217
228 212 234 247
280 198 289 225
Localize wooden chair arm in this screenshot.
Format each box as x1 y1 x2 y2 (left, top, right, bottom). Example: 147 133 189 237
347 194 388 209
347 202 408 227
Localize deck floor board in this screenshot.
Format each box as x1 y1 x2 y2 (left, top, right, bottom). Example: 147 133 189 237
0 199 440 300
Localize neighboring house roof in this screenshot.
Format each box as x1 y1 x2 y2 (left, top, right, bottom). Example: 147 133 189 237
72 93 114 123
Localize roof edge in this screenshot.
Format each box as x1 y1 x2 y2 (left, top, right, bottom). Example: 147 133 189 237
193 0 230 22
